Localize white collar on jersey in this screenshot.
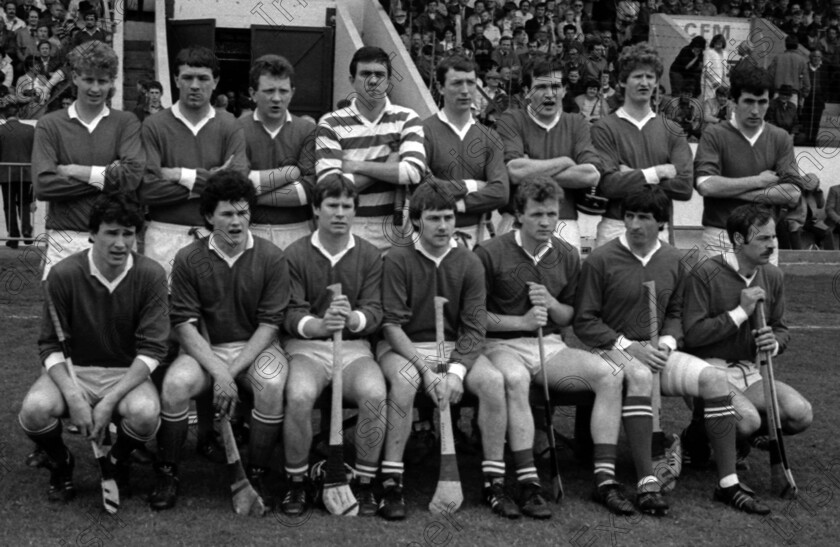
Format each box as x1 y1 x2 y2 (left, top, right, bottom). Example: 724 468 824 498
208 230 254 268
253 109 292 139
172 101 216 137
87 248 133 294
310 229 356 267
526 105 561 131
616 106 656 130
514 229 553 266
414 237 458 267
619 233 661 267
730 115 765 147
346 97 393 126
68 102 110 134
723 252 759 285
437 109 475 141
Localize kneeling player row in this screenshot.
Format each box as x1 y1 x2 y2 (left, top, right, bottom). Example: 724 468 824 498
19 174 812 521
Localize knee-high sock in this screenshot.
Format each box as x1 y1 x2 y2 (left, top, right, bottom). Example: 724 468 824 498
622 396 653 479
111 419 158 462
20 417 68 464
482 460 505 487
704 396 738 480
593 443 618 487
156 409 189 466
249 409 283 470
513 448 539 485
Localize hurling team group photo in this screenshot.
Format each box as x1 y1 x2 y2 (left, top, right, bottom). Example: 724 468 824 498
2 0 833 542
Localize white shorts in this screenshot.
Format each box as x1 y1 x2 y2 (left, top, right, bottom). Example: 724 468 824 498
593 348 711 397
377 340 455 371
595 217 671 248
251 221 311 250
702 226 778 266
66 366 155 407
41 229 91 280
206 340 287 388
706 357 763 391
484 334 567 376
144 220 208 284
285 338 373 379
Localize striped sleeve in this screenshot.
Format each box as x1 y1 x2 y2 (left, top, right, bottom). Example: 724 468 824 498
397 108 426 175
314 119 344 183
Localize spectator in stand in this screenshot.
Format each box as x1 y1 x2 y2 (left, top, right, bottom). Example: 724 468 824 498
517 1 534 24
766 84 800 134
819 25 840 100
35 39 61 81
694 0 718 16
702 34 728 102
768 34 810 107
742 3 755 17
482 10 502 47
71 9 108 48
600 71 620 110
559 10 583 42
476 67 507 117
133 80 163 122
659 0 686 15
497 2 519 37
670 37 706 99
731 41 759 82
468 22 494 73
526 2 553 39
570 0 591 32
614 0 645 47
491 34 519 70
0 103 35 248
518 38 546 66
575 77 609 122
15 54 51 119
3 2 26 33
513 26 529 56
16 0 43 20
466 0 487 37
801 49 829 145
782 9 810 45
0 44 11 85
440 26 457 51
14 9 40 65
0 17 14 54
702 86 732 125
565 41 585 73
583 37 609 82
664 82 704 140
535 24 560 56
415 0 451 40
565 63 584 99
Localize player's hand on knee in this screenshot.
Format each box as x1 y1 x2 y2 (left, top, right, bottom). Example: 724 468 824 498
752 326 777 352
213 372 239 417
739 287 766 316
523 305 548 330
429 374 450 408
67 397 94 439
627 342 668 372
444 375 464 405
90 399 116 443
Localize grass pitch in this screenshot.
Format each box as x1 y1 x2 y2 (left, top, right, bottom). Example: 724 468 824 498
1 248 839 546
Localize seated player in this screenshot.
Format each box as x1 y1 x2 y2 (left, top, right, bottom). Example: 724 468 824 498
682 204 812 478
476 177 629 517
574 186 770 515
280 177 387 517
150 171 289 511
378 183 507 520
19 192 168 502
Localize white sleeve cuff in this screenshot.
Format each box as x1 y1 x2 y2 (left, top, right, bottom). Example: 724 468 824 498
464 179 479 193
642 167 659 184
658 335 677 352
348 310 366 333
696 175 711 187
178 168 197 192
728 306 749 328
297 315 315 338
447 362 467 382
249 170 262 192
136 355 159 373
291 181 308 205
771 340 780 357
44 352 65 371
89 165 106 189
398 161 422 185
613 334 633 352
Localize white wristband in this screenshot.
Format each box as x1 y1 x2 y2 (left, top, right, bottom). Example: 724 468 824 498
447 362 467 382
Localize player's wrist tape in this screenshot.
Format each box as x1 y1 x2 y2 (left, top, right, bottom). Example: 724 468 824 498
446 362 467 382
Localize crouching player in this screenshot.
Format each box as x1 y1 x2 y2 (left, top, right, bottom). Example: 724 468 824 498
682 205 812 491
150 171 290 511
19 192 168 502
280 177 387 516
476 177 628 517
378 183 507 520
574 186 768 515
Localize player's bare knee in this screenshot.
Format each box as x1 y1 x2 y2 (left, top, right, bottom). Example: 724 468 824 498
698 367 729 398
284 381 318 412
502 366 531 399
736 403 761 437
469 367 505 407
19 391 60 428
123 397 160 428
782 398 813 434
623 361 652 394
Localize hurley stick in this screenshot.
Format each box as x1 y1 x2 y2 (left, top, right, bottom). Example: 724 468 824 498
537 327 564 502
